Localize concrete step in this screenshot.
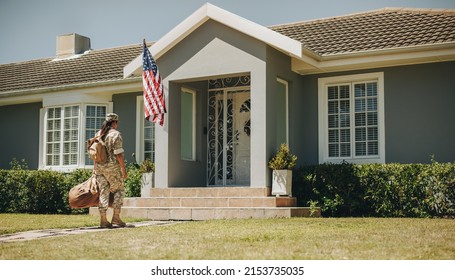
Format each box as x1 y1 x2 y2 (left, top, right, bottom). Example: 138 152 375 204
90 206 320 220
145 187 271 198
123 196 296 208
88 187 320 221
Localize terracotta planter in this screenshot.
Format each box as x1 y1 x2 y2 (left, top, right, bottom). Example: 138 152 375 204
271 169 292 196
141 172 154 197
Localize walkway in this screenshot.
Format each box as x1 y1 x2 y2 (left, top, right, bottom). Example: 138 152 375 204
0 220 179 243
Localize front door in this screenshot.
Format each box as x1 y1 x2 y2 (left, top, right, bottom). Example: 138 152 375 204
207 88 251 186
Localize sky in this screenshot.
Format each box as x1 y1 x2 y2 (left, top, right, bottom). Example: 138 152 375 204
1 0 454 64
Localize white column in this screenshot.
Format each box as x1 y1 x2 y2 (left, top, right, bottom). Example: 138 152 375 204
250 69 268 188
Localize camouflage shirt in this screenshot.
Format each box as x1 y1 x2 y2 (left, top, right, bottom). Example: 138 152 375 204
94 128 124 192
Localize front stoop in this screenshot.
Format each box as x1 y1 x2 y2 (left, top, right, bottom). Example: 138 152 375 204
89 187 321 220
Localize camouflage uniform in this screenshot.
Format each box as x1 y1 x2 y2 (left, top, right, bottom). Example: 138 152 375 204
94 128 125 212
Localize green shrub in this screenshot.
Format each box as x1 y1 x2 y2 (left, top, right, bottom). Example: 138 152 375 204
125 163 142 197
293 162 368 216
293 161 455 217
0 164 142 214
419 161 455 217
2 160 453 217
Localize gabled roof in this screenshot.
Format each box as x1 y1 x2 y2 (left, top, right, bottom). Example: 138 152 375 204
270 8 455 56
0 43 143 96
123 3 303 78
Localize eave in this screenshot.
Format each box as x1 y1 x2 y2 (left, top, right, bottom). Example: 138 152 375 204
0 77 142 107
292 42 455 75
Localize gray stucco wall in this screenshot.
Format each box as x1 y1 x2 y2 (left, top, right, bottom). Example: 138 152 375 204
265 46 306 166
301 61 455 164
112 92 142 166
166 81 208 186
0 102 42 169
384 61 455 163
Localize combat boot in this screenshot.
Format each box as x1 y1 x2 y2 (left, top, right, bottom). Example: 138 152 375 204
99 211 112 228
111 208 126 227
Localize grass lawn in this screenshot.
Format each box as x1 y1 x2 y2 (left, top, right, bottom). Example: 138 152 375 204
0 214 454 260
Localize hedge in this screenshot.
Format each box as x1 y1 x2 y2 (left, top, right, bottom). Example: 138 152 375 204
1 160 454 217
0 161 142 214
293 161 455 217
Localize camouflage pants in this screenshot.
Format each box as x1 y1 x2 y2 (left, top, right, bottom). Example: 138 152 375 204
96 174 125 212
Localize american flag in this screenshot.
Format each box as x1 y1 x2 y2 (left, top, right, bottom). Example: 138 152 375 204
142 41 166 126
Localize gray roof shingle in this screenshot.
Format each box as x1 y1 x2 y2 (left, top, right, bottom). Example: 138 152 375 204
0 43 144 94
269 8 455 56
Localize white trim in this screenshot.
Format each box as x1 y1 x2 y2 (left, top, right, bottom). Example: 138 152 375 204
135 95 156 163
293 43 455 75
39 108 45 169
123 3 302 78
0 79 141 107
318 72 385 164
40 102 110 171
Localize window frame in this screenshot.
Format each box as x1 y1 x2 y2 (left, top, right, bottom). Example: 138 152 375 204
276 78 289 147
136 96 156 163
318 72 385 164
43 104 80 169
84 104 108 166
41 103 110 171
180 87 196 161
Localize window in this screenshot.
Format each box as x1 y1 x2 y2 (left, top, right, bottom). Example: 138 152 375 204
45 105 80 166
181 88 196 161
144 117 155 161
43 104 110 169
136 97 155 162
318 72 385 163
276 78 289 147
85 105 107 165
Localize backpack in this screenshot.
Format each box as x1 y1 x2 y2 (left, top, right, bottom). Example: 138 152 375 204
87 134 108 164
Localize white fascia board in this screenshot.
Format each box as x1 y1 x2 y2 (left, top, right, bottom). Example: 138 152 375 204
205 4 302 58
293 42 455 74
123 3 302 78
0 78 142 107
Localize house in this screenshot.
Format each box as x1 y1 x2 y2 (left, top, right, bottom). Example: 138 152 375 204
1 4 454 191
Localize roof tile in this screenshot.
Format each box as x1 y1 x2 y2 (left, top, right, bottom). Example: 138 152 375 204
270 8 455 56
0 43 144 94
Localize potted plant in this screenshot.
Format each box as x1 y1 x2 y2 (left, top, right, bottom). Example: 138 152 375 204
268 143 297 196
140 158 155 197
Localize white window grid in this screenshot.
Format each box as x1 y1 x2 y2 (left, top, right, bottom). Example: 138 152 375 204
326 81 379 160
136 96 155 163
45 105 80 166
85 105 107 165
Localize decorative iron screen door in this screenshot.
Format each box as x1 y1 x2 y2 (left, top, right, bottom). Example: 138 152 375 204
207 80 251 186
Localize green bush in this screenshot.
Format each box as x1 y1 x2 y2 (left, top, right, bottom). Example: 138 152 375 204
293 161 455 217
293 162 368 216
0 163 141 214
124 163 142 197
2 160 453 217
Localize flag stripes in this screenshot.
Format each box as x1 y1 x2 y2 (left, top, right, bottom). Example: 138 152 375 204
142 41 166 126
